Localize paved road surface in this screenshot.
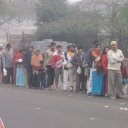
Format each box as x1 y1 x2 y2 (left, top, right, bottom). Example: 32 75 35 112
0 85 128 128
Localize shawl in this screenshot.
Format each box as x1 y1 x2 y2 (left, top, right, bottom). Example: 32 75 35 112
92 48 100 59
31 54 43 67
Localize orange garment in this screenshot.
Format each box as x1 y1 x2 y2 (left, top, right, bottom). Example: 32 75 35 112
92 48 100 59
31 54 43 68
67 51 75 58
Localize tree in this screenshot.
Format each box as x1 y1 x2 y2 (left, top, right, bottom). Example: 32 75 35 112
36 0 69 24
36 0 128 50
36 0 104 48
0 0 36 26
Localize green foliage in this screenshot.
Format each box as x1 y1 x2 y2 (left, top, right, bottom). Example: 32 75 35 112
36 0 128 50
36 0 69 23
36 0 104 47
0 0 36 26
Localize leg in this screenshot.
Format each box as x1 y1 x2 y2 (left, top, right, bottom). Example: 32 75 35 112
42 71 46 88
75 73 81 92
68 68 75 90
46 65 55 87
104 74 108 96
28 68 33 88
6 68 10 84
51 67 55 86
54 68 60 88
10 67 13 84
81 75 87 93
108 70 116 98
60 68 63 88
37 73 41 88
32 73 38 88
115 70 124 98
63 70 68 90
46 65 51 87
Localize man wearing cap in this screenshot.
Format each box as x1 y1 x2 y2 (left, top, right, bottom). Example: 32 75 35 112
107 41 126 99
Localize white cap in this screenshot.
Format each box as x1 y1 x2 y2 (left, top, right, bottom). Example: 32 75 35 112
110 41 117 46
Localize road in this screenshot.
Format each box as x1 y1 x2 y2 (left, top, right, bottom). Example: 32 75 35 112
0 85 128 128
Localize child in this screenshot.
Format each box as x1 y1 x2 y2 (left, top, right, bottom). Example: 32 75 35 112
38 60 46 89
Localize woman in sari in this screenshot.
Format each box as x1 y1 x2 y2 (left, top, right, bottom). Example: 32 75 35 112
91 43 105 96
14 49 25 87
101 47 109 96
92 44 102 72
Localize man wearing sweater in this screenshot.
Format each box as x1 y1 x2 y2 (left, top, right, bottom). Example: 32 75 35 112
45 42 56 88
2 44 14 84
107 41 126 99
52 45 64 89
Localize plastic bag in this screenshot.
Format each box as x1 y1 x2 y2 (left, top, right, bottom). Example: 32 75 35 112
86 78 92 94
77 66 82 74
123 84 128 95
3 68 7 76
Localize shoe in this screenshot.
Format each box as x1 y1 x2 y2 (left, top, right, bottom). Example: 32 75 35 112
109 96 117 100
119 95 128 99
87 93 92 96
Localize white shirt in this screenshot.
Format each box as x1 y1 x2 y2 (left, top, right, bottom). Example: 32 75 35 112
107 49 124 70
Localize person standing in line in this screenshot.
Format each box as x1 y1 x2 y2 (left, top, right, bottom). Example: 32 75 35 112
63 46 70 91
66 45 76 91
86 41 99 95
14 48 25 87
91 43 105 96
52 45 64 89
24 46 34 88
2 44 14 84
107 41 127 99
101 47 109 96
45 42 56 88
38 60 47 89
31 50 43 88
71 46 85 93
82 50 89 94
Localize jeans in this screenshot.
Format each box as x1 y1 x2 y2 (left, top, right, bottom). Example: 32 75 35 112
46 65 55 87
6 67 13 84
54 68 63 87
28 68 33 88
38 72 46 88
76 73 86 92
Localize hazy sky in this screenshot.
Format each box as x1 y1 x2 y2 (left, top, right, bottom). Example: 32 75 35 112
68 0 82 3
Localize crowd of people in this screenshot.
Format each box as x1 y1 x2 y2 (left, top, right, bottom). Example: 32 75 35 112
0 40 128 99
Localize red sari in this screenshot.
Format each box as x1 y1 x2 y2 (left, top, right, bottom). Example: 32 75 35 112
102 54 108 96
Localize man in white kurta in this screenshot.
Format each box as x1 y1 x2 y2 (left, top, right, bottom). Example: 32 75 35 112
107 41 125 99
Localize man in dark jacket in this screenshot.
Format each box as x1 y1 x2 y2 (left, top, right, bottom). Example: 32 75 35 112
25 46 34 88
71 46 85 92
2 44 14 84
